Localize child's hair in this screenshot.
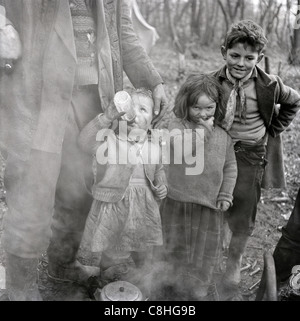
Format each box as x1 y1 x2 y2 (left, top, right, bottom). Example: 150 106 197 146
125 87 153 99
173 73 225 124
133 87 154 101
127 87 154 115
114 87 154 135
223 19 268 54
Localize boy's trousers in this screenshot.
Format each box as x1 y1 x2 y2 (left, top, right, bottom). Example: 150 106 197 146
226 142 267 236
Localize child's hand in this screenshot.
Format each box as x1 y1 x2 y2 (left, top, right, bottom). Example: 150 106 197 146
154 184 168 200
196 117 214 130
195 117 215 142
103 101 126 123
217 200 231 212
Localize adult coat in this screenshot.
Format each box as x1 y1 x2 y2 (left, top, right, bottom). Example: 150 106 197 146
0 0 163 162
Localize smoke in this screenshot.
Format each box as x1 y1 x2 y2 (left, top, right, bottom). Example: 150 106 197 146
87 249 199 301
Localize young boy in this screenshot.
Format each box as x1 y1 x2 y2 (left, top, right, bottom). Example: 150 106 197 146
211 19 300 300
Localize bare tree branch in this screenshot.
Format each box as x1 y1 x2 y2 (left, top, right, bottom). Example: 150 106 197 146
174 0 191 23
233 0 241 19
217 0 229 30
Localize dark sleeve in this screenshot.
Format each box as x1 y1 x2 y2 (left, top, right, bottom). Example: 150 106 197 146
78 114 113 155
269 76 300 137
120 0 163 90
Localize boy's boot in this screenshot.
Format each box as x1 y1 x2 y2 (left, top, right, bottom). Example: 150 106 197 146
47 231 100 285
5 252 43 301
218 232 249 300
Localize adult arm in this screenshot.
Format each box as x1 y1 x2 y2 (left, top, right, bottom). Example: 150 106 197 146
120 0 168 125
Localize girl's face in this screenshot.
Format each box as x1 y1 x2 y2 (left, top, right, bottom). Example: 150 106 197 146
128 94 154 132
189 94 216 123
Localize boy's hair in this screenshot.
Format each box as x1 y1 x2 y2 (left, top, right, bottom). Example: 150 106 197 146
223 19 268 54
173 73 225 124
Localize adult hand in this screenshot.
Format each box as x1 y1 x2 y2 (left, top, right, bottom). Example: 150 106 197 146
152 83 168 127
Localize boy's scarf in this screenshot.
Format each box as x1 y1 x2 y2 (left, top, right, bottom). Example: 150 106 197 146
222 69 252 131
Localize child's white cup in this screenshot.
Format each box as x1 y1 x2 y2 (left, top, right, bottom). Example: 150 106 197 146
114 91 136 122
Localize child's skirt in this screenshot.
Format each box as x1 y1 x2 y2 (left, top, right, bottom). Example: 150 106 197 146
159 197 223 285
80 177 163 254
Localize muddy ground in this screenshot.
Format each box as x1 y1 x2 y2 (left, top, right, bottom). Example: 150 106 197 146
0 42 299 301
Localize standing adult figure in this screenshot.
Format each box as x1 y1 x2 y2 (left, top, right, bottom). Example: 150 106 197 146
273 188 300 283
0 0 167 301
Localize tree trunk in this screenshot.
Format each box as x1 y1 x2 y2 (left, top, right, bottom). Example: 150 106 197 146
195 0 203 38
240 0 245 20
190 0 198 37
164 0 186 77
217 0 243 34
289 0 300 65
217 0 229 31
203 0 217 45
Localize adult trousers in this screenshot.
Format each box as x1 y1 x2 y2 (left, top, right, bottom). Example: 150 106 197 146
2 85 101 259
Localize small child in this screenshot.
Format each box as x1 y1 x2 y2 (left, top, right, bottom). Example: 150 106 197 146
78 88 168 291
160 74 238 300
212 19 300 300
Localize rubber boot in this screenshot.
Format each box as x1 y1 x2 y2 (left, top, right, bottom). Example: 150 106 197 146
5 252 43 301
47 231 99 285
217 232 249 300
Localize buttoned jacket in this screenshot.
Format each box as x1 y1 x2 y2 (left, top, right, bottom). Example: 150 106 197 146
78 114 168 203
0 0 162 160
212 65 300 188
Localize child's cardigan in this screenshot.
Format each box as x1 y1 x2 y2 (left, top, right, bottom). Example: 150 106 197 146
78 115 168 203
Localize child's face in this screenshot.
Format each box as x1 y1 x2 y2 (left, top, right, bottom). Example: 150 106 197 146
189 94 216 123
128 94 154 132
221 42 264 80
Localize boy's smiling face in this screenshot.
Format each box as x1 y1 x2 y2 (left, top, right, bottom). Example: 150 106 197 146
221 42 264 80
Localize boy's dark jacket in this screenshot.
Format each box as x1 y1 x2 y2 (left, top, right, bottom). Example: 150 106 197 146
211 65 300 189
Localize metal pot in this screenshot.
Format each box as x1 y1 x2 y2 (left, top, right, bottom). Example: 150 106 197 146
96 281 144 301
